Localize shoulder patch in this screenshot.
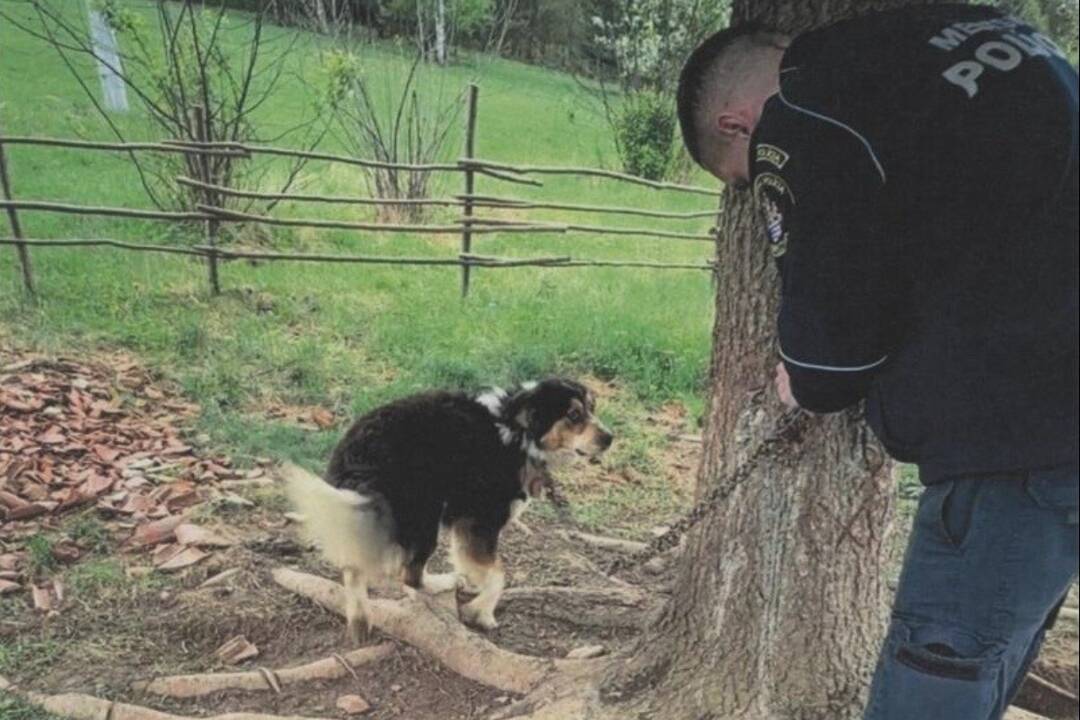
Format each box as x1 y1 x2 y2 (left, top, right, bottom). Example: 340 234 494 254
755 143 790 170
753 172 796 206
753 172 794 258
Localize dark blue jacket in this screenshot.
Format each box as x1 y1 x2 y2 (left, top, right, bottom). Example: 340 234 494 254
750 5 1078 482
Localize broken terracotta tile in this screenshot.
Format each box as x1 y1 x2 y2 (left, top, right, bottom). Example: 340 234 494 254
175 524 234 548
0 579 21 595
31 584 53 612
335 694 371 715
131 514 186 546
155 546 209 572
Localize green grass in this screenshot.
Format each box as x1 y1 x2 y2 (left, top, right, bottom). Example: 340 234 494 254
0 695 63 720
0 1 715 471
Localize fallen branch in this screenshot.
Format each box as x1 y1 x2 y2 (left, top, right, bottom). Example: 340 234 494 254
133 644 394 698
556 530 647 555
272 567 563 695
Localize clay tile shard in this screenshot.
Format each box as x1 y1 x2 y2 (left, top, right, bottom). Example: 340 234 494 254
31 584 53 612
214 635 259 665
155 546 209 572
38 426 67 445
0 490 30 511
131 514 186 546
335 694 372 715
7 503 49 521
174 523 234 548
311 407 336 429
0 579 21 595
92 446 122 463
51 540 82 564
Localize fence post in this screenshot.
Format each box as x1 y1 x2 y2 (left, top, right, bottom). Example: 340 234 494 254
460 83 479 298
0 134 35 296
190 105 221 296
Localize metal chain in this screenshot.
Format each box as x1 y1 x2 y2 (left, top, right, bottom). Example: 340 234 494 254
604 408 810 575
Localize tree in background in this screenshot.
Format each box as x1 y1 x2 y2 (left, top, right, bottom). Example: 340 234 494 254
588 0 728 180
995 0 1080 62
1 0 325 213
384 0 493 64
320 48 463 220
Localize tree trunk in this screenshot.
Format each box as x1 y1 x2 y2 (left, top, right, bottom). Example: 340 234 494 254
598 2 945 718
435 0 448 65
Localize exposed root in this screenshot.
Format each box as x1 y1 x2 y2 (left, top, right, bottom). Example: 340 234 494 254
501 585 649 629
1059 606 1078 623
272 567 577 695
1015 672 1079 720
0 677 333 720
132 643 394 698
557 551 637 590
556 530 647 555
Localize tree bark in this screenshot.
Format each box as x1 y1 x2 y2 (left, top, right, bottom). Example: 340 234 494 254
596 3 946 718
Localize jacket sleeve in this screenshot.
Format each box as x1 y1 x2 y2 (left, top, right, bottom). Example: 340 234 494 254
752 99 903 413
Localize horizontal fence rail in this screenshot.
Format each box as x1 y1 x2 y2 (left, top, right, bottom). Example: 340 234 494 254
0 86 720 299
1 237 715 272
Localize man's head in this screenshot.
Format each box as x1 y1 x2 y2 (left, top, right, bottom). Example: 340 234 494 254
677 24 789 187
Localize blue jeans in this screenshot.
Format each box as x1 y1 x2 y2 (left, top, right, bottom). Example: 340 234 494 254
864 465 1079 720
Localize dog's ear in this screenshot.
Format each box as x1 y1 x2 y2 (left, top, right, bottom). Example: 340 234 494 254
506 384 537 430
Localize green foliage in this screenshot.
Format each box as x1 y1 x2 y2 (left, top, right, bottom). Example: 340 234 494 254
68 515 112 555
0 695 64 720
615 90 676 180
992 0 1080 61
25 534 57 576
321 48 365 108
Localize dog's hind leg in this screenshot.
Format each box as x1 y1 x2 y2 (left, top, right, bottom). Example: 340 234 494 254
400 520 458 596
452 520 505 631
342 567 371 644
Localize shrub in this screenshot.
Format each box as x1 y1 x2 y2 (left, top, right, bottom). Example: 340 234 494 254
615 90 675 180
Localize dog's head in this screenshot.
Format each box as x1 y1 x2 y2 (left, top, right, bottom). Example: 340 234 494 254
508 378 614 459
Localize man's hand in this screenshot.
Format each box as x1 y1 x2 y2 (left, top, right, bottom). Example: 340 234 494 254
774 362 799 409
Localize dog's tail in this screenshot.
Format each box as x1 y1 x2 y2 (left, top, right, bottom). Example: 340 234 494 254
278 462 388 571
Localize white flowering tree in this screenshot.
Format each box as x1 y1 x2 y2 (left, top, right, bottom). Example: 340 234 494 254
588 0 728 179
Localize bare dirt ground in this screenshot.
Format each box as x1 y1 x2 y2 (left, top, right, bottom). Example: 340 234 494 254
1 346 1076 720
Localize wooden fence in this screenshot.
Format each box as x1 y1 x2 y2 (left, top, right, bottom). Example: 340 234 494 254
1 84 721 299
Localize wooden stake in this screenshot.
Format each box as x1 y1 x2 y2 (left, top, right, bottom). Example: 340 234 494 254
460 83 479 298
0 136 34 295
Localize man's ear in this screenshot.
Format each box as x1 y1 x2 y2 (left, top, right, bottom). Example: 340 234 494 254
715 111 751 140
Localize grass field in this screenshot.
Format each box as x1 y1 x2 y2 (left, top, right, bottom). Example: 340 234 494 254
0 1 717 479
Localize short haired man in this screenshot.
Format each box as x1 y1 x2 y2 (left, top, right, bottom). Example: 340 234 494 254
678 5 1077 719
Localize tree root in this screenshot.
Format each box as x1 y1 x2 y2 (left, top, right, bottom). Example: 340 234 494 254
1015 672 1079 720
272 567 587 695
132 643 394 698
555 530 648 555
501 585 649 629
0 677 334 720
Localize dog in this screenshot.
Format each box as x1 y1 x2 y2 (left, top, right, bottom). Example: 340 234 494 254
282 377 613 639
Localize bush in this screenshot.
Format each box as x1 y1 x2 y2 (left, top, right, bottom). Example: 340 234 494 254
614 91 675 180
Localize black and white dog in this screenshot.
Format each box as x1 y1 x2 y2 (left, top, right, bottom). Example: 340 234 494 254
283 378 613 639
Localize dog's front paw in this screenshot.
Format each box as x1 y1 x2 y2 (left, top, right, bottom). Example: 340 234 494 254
460 600 499 631
422 572 461 594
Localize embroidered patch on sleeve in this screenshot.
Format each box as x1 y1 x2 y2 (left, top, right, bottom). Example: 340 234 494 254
753 172 795 258
755 143 790 170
